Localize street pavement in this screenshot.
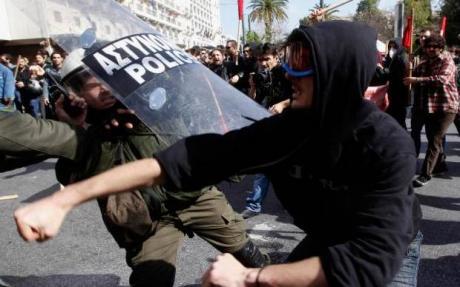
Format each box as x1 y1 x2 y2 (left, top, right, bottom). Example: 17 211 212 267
1 125 459 287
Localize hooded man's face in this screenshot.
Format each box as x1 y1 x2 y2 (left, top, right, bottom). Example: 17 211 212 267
289 75 314 109
284 44 315 109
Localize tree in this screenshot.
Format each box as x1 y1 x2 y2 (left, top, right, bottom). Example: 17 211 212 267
245 31 262 44
403 0 433 30
440 0 460 45
354 0 381 23
248 0 289 43
354 0 393 41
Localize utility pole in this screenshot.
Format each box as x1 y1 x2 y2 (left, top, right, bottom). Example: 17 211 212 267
248 14 251 32
242 13 246 45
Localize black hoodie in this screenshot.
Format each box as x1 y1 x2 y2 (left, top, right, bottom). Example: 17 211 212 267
156 21 421 287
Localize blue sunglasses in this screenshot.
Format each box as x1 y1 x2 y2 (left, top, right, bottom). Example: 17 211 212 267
282 63 315 78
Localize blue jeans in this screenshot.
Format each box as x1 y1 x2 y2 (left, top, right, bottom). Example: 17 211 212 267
388 231 423 287
245 174 269 213
23 96 42 118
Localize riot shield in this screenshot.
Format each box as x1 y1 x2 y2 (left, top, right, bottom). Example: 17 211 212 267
18 0 269 144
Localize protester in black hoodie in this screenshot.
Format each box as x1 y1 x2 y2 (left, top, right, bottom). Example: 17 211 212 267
15 21 422 287
385 40 411 129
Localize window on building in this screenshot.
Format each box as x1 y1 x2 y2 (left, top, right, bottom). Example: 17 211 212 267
54 11 62 23
73 16 81 27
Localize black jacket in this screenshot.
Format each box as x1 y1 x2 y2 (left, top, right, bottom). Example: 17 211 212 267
387 48 410 107
255 64 292 107
155 21 421 287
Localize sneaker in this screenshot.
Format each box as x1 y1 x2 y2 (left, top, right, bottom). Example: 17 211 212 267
241 209 260 219
413 175 431 187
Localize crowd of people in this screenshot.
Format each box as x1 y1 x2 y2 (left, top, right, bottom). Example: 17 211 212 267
1 41 65 120
371 29 460 187
1 15 460 287
185 40 294 218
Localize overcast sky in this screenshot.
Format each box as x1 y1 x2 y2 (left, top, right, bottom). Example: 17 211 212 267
219 0 416 39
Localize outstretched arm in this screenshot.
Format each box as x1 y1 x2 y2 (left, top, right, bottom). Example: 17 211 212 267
14 158 164 242
202 253 327 287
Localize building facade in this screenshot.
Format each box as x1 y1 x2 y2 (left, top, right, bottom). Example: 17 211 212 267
0 0 225 50
119 0 225 48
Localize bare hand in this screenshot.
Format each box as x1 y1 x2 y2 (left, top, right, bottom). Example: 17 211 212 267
202 253 253 287
41 96 50 106
269 99 290 114
309 9 324 23
14 196 69 242
16 81 25 88
248 73 256 88
104 108 136 130
403 77 417 86
230 75 239 85
55 94 87 127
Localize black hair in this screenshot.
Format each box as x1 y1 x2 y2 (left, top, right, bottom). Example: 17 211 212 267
1 53 13 61
387 39 399 50
189 46 200 56
51 51 64 58
226 39 237 47
262 43 277 56
424 34 445 49
210 48 223 56
63 69 92 94
36 49 50 57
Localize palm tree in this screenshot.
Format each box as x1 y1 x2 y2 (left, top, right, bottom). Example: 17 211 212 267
248 0 289 43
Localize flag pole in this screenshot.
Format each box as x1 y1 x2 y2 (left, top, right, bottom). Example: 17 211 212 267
313 0 354 22
319 0 354 14
236 19 241 65
236 0 244 66
408 7 415 102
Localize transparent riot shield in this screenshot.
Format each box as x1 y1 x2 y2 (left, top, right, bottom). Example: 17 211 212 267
18 0 269 144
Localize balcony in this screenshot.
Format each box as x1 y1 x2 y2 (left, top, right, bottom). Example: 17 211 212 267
156 0 183 16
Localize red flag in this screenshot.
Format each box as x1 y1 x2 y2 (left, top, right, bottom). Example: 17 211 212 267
402 16 413 50
440 16 447 37
238 0 244 20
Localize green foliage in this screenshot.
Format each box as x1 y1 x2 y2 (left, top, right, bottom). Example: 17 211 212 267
440 0 460 45
354 0 393 41
245 31 262 44
248 0 289 43
403 0 433 29
356 0 379 14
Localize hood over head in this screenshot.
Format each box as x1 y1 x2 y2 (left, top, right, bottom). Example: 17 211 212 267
287 21 377 141
388 39 400 50
390 38 406 56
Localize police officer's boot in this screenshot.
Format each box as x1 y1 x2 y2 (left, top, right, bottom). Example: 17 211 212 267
231 239 271 268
